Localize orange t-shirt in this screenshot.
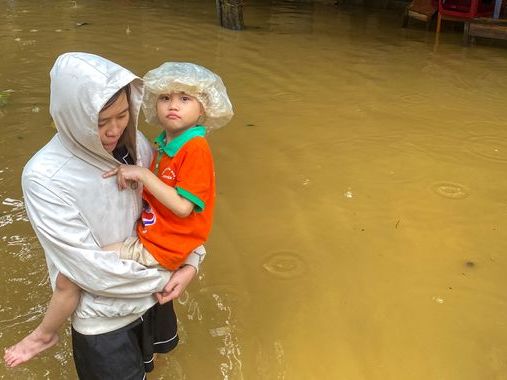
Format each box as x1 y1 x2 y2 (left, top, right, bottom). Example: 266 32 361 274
137 128 215 270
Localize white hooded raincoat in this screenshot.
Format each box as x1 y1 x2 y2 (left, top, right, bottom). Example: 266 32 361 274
22 52 201 335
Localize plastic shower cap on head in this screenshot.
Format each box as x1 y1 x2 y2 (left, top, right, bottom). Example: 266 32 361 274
142 62 233 130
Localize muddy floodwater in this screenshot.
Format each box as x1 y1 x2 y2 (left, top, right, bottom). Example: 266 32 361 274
1 0 507 379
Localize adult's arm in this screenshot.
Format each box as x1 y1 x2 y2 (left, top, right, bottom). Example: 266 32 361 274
156 264 196 304
23 177 168 298
157 244 207 304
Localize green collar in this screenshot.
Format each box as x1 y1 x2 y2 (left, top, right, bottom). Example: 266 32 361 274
154 126 206 157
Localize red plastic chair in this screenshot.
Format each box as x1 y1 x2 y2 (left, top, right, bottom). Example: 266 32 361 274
436 0 496 33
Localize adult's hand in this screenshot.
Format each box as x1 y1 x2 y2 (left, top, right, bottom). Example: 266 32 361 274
156 265 197 304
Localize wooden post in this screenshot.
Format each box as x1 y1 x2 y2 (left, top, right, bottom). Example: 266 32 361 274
463 21 471 45
436 12 442 33
216 0 244 30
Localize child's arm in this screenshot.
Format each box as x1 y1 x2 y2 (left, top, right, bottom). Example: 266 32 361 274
103 165 194 217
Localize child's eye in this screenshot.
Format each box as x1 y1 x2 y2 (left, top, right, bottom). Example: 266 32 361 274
159 95 170 101
181 96 191 101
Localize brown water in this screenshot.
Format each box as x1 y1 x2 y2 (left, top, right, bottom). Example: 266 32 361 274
1 0 507 379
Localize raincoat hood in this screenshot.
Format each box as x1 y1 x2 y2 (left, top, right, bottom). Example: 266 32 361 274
50 52 144 170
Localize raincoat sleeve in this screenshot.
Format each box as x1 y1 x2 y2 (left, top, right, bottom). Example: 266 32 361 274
184 244 206 271
23 177 168 299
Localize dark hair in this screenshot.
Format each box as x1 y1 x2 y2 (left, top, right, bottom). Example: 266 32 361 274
102 84 137 161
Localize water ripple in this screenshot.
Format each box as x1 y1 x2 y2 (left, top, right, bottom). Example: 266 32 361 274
431 181 470 200
262 251 306 279
464 135 507 163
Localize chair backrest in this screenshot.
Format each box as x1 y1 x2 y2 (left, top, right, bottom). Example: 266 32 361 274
438 0 495 18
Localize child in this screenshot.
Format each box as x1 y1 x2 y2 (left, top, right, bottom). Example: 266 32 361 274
4 62 233 367
103 62 233 272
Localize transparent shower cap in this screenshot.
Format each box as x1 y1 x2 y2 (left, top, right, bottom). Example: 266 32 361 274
142 62 233 130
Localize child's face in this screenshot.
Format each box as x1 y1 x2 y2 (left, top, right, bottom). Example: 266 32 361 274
156 92 203 138
98 90 130 153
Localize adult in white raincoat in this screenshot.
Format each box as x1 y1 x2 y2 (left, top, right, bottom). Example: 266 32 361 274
20 52 204 378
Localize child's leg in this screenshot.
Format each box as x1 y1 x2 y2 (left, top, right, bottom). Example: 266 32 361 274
106 238 159 267
4 273 81 368
103 242 124 252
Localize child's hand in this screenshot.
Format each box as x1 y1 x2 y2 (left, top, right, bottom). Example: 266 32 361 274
103 165 146 190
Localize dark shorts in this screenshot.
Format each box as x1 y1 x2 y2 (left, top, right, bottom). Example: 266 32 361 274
72 302 179 380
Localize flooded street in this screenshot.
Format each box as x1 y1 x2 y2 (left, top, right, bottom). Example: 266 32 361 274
1 0 507 378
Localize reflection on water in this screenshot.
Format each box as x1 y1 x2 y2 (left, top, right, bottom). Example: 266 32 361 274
1 0 507 379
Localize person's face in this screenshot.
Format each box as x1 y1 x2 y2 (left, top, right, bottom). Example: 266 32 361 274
98 91 130 153
156 92 203 138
